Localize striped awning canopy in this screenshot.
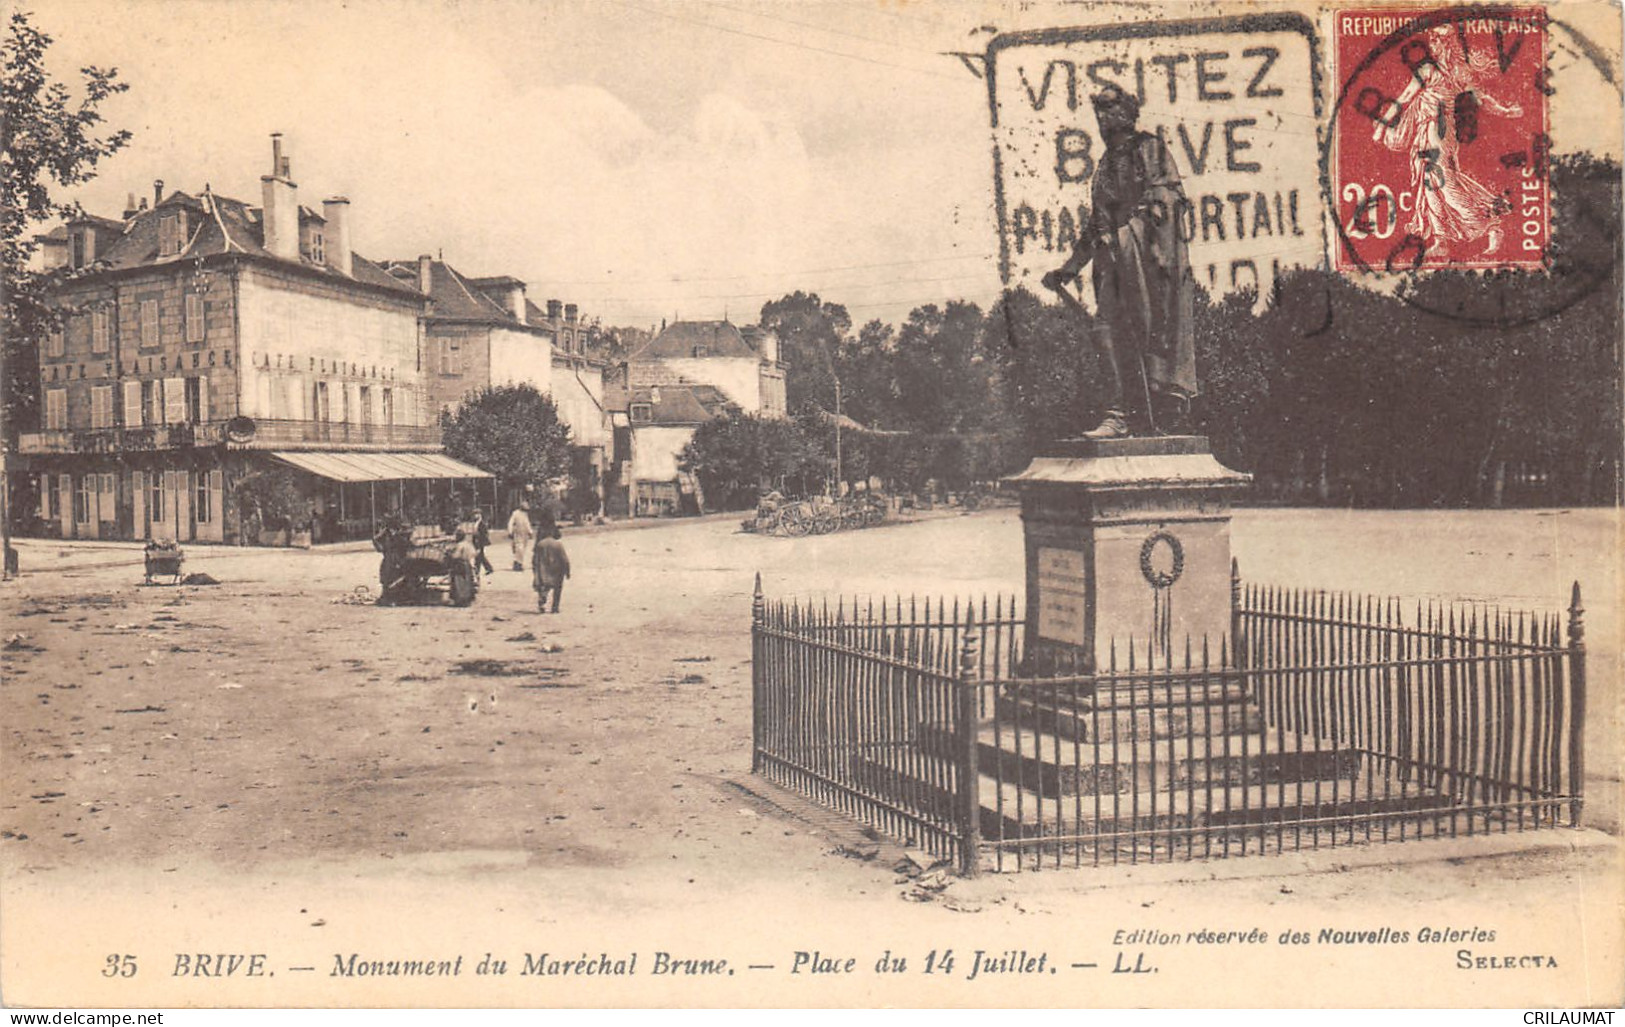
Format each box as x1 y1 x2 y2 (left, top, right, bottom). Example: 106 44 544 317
270 451 493 483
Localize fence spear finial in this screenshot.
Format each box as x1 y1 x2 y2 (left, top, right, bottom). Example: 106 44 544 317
752 572 764 624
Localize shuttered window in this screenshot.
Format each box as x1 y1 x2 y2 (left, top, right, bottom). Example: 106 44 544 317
140 300 159 347
92 309 111 353
90 385 114 429
123 381 143 427
185 293 205 343
163 377 186 424
45 389 67 430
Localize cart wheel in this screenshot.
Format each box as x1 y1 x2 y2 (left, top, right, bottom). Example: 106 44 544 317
778 506 810 537
447 563 477 607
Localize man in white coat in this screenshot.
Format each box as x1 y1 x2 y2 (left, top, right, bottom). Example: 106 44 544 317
506 501 535 572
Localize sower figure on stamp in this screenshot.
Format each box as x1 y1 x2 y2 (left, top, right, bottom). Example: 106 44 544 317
1042 87 1198 439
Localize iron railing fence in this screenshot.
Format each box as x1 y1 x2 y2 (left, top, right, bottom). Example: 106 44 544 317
751 575 1586 874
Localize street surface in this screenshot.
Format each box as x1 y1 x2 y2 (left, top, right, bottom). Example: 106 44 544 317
1 507 1620 1007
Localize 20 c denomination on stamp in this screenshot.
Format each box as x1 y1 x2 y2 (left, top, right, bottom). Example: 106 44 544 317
1332 6 1550 272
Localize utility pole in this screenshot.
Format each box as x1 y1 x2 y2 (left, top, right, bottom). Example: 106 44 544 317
833 376 843 493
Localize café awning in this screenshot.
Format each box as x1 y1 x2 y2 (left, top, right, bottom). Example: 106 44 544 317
270 451 493 483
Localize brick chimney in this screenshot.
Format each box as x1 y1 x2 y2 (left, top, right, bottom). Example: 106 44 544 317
322 197 352 276
564 303 579 324
546 299 563 323
260 134 299 261
123 192 139 221
417 254 434 294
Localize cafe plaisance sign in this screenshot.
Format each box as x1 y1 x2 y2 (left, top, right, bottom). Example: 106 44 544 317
986 14 1326 301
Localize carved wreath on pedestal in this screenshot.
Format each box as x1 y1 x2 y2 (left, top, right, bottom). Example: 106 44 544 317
1139 529 1185 589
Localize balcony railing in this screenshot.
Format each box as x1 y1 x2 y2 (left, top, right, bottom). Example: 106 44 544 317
236 420 442 448
18 419 442 454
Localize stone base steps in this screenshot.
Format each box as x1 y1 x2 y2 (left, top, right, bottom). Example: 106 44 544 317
921 721 1363 796
995 692 1262 742
851 752 1454 843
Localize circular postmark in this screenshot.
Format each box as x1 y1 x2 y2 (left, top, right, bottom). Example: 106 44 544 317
1324 6 1617 327
1139 529 1185 589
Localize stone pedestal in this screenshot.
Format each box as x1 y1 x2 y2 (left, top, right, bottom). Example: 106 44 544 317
1004 436 1250 674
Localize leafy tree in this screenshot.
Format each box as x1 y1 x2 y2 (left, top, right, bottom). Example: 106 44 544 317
988 286 1110 446
888 299 1006 435
440 384 572 490
233 467 308 539
759 291 851 415
2 11 131 551
835 319 898 429
587 322 652 365
679 414 822 509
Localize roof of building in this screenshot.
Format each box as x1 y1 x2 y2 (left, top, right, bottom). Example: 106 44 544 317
382 258 514 322
68 213 128 232
628 384 738 425
633 320 762 361
468 275 524 289
62 189 418 298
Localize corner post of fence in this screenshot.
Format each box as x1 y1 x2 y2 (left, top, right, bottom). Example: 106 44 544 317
751 572 765 774
956 625 982 877
1567 581 1586 828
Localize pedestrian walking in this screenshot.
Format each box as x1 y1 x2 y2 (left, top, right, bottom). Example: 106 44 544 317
469 509 494 577
507 501 535 571
531 526 571 614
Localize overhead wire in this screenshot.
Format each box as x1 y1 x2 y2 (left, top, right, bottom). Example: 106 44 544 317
536 253 988 289
610 0 962 81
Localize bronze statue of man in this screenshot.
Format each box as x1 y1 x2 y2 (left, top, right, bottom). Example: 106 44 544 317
1042 87 1198 439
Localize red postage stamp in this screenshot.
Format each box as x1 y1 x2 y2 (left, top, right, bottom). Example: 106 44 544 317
1332 7 1550 272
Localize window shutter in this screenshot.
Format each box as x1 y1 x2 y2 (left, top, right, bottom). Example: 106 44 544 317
123 381 143 427
91 386 112 428
197 376 209 422
46 389 66 431
164 377 186 424
209 470 223 526
185 293 205 343
141 300 159 347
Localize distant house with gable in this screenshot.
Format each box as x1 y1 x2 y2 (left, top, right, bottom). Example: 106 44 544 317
604 320 784 516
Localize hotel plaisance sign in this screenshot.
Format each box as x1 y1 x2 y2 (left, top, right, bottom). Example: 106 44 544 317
986 14 1326 300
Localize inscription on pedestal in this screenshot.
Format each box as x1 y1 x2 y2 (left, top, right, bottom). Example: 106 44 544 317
1036 547 1087 644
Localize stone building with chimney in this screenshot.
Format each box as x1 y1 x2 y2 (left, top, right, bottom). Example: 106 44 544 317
380 260 610 512
15 135 491 545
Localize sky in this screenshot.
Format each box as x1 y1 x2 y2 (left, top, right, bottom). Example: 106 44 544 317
35 0 1010 330
30 0 1624 331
